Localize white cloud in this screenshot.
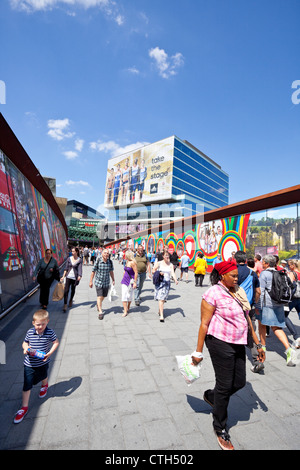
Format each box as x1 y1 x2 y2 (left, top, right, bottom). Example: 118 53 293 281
115 14 124 26
90 139 120 154
10 0 125 24
65 179 91 187
89 140 149 157
149 46 184 79
127 67 140 75
63 150 78 160
47 118 75 141
61 137 84 160
75 138 84 152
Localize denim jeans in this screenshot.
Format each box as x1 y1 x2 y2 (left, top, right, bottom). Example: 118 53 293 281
285 298 300 340
205 335 246 432
134 271 146 302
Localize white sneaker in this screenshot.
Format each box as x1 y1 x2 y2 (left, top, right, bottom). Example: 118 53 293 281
286 348 297 367
292 338 300 349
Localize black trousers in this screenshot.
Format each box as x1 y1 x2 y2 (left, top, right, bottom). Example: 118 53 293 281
39 278 54 306
195 274 204 286
64 278 76 304
205 335 246 432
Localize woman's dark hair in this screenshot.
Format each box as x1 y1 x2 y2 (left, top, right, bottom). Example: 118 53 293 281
210 268 221 285
72 247 80 256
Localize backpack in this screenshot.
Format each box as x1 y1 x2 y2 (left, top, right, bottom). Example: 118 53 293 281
293 280 300 298
268 269 293 304
291 272 300 299
240 270 254 305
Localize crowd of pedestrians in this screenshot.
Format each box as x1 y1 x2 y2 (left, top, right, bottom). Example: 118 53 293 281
14 243 300 451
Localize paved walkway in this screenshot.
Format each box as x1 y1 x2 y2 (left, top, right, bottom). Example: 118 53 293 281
0 260 299 450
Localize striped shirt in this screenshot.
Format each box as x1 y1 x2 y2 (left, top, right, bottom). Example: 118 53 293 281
202 282 248 345
92 256 114 288
24 326 57 367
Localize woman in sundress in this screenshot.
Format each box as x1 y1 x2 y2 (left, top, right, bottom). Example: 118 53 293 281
153 251 178 322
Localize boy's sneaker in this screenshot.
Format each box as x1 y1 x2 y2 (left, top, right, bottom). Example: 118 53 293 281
39 383 48 398
286 348 297 367
14 407 28 424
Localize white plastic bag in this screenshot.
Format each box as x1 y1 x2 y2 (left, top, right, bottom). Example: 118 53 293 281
108 284 118 302
176 354 202 386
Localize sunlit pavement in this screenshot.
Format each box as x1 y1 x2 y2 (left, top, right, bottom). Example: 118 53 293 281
0 259 299 450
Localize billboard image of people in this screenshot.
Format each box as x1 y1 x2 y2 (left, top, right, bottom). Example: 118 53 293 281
0 151 24 278
0 149 68 314
104 137 174 207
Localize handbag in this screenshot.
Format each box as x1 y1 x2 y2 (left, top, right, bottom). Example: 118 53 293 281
52 281 64 301
37 257 52 284
153 270 164 286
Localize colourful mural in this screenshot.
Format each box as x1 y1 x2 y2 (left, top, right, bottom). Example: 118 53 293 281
107 213 251 271
0 149 68 313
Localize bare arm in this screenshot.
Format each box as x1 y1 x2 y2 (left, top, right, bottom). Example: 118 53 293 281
192 299 215 365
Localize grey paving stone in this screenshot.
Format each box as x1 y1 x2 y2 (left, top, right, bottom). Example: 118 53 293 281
0 261 299 450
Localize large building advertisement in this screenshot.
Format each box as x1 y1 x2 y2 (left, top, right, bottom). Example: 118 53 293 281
106 203 299 269
105 137 174 207
0 149 68 314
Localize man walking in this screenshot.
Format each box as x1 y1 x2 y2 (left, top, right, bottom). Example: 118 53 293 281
134 244 151 306
89 248 115 319
235 250 262 373
179 251 190 282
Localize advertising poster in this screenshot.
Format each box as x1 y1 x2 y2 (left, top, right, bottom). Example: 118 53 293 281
0 150 68 313
104 137 174 207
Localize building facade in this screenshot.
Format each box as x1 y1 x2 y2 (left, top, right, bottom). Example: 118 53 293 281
104 136 228 239
65 200 105 245
65 199 104 226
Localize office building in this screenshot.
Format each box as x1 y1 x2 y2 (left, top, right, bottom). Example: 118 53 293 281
103 135 228 238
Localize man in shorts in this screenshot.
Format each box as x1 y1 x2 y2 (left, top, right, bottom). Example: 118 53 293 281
179 251 190 282
89 248 115 319
134 244 151 306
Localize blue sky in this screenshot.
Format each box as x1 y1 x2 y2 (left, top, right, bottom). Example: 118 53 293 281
1 0 299 216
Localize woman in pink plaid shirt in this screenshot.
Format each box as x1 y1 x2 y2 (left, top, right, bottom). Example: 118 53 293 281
192 260 265 450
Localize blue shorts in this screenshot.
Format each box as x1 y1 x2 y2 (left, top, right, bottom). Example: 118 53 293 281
23 364 49 391
261 306 286 328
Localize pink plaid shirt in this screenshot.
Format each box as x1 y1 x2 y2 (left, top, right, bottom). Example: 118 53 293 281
202 282 248 345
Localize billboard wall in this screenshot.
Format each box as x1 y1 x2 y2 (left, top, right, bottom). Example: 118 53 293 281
105 203 300 270
0 149 68 314
105 137 174 207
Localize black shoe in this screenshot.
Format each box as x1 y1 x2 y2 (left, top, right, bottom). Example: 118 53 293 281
215 429 234 450
251 363 264 373
203 390 213 407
